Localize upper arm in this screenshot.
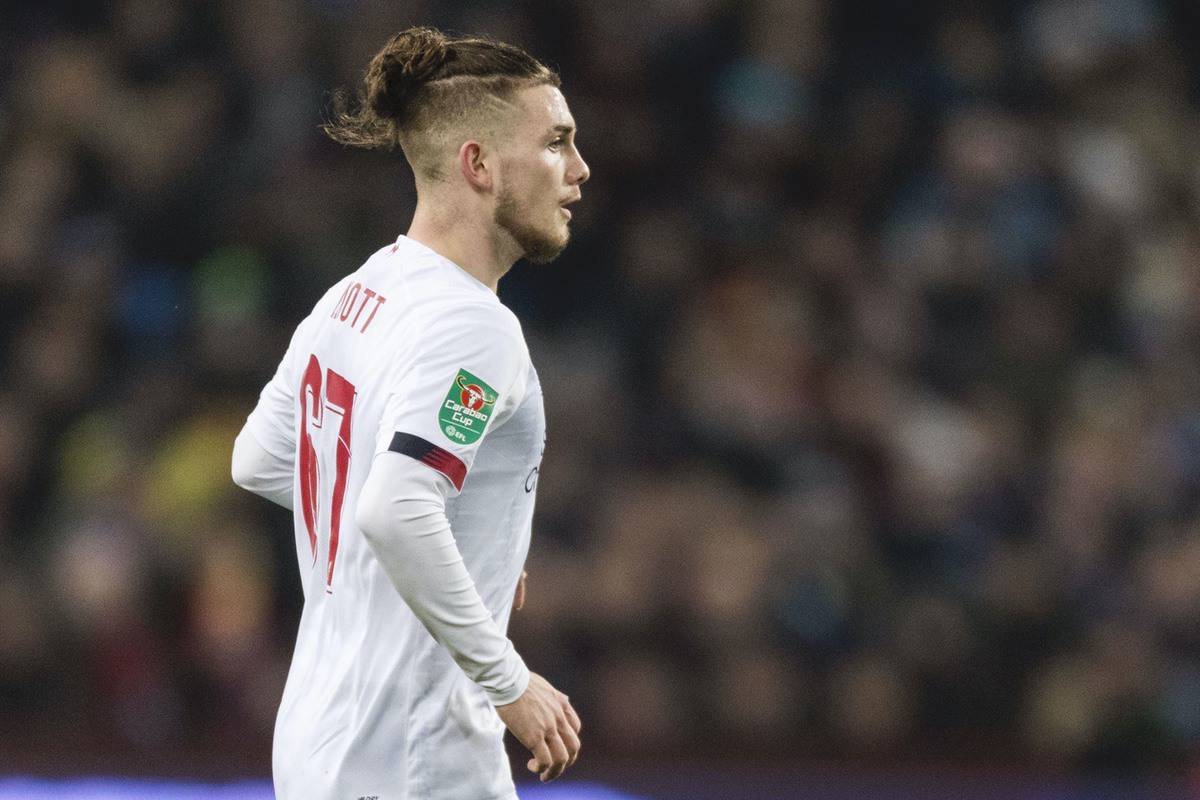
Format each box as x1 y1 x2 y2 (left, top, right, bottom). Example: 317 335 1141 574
372 304 528 493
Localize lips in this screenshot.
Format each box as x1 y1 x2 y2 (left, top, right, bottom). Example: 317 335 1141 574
559 194 581 220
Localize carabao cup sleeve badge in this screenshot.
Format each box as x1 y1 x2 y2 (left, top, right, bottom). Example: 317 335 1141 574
439 368 499 445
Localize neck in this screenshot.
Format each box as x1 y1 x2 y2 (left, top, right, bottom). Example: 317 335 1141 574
406 192 522 293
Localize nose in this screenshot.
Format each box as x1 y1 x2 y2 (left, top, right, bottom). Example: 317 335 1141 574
569 148 590 186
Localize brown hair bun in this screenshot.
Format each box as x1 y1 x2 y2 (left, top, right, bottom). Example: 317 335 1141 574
366 27 453 125
323 25 559 157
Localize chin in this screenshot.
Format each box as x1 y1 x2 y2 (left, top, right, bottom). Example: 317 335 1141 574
496 199 572 264
522 228 570 264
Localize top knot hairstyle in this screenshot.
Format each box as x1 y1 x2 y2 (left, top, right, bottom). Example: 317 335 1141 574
324 27 560 179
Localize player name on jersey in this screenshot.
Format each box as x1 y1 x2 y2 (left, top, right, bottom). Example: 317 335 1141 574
330 281 388 333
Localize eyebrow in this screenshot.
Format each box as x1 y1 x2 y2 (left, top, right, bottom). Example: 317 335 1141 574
548 124 575 137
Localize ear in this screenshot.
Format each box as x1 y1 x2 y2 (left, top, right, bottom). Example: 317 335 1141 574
457 141 493 192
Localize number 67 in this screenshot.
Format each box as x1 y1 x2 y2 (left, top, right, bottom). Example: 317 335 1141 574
298 354 357 593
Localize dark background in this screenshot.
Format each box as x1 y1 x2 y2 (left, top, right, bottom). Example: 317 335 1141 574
1 0 1199 792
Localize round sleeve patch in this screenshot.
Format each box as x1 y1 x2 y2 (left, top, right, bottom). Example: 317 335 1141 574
438 368 499 445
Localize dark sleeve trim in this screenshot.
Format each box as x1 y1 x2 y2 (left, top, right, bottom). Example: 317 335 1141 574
388 432 467 491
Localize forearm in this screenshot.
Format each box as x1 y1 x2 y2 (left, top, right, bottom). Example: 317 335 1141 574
355 452 529 705
231 426 295 509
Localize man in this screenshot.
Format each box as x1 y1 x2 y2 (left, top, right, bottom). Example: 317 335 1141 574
231 26 588 800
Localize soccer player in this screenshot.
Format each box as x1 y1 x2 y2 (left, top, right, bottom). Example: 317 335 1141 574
230 26 589 800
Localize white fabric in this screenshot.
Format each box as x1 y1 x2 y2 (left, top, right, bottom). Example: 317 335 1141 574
355 451 530 705
231 426 294 509
236 235 546 800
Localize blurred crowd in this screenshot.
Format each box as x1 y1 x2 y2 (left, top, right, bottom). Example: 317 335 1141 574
2 0 1199 779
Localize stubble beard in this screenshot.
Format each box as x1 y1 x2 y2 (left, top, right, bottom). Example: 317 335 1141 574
494 187 570 265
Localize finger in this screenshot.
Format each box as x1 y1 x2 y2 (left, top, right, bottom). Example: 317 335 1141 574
561 696 582 733
541 732 569 782
514 573 526 611
558 713 581 767
530 739 553 775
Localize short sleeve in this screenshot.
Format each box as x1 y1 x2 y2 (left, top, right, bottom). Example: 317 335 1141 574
375 304 528 493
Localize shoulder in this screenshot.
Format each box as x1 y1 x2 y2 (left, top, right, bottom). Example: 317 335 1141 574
408 298 531 402
423 297 527 353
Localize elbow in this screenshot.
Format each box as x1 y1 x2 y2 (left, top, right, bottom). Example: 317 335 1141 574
355 471 395 545
354 492 385 544
230 429 259 491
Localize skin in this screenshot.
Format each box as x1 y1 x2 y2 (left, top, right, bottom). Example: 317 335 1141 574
405 83 590 292
405 83 588 782
514 569 527 611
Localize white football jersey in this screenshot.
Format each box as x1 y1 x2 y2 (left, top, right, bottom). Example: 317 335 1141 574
242 235 545 800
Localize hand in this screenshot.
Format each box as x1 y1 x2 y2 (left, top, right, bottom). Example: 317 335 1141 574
495 672 581 782
514 570 527 611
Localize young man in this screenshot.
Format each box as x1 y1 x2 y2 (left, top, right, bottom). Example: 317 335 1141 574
231 27 589 800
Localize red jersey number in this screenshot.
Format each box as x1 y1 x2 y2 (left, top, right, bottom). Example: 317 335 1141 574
298 354 357 593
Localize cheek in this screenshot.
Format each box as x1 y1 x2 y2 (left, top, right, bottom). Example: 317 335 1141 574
533 154 564 189
503 154 561 209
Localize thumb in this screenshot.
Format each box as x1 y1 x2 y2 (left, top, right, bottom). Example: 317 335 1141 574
527 758 539 773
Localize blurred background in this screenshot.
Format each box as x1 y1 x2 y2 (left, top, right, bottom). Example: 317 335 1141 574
2 0 1200 797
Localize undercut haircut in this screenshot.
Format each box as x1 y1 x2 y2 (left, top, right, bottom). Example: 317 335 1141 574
323 27 561 181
